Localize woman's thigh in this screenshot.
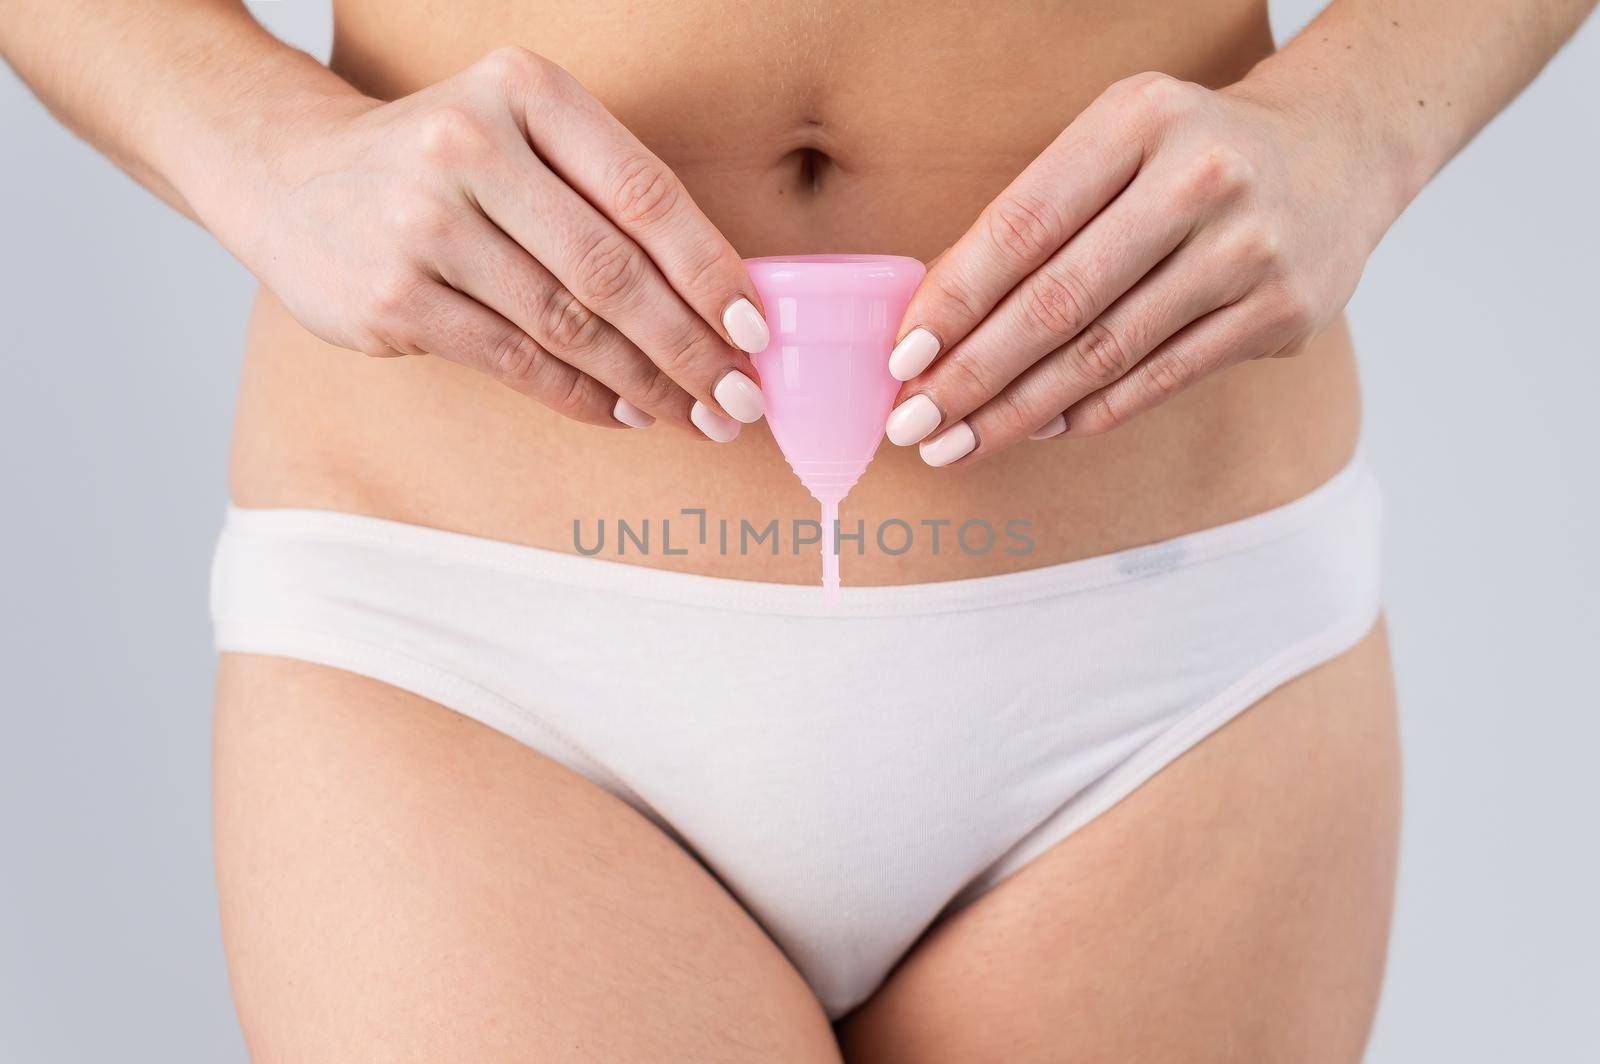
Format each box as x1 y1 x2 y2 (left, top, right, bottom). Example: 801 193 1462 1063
837 620 1401 1064
213 653 840 1064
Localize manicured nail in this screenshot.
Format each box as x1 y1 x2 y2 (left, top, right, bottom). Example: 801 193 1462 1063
885 394 942 446
612 397 655 428
888 327 941 381
690 400 741 443
1029 413 1066 440
919 421 976 467
722 297 770 354
713 369 765 424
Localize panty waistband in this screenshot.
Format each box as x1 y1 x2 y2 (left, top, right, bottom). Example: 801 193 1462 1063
217 453 1379 619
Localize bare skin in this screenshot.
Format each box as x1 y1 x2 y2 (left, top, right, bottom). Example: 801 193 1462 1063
215 622 1396 1061
225 1 1360 585
2 0 1588 1056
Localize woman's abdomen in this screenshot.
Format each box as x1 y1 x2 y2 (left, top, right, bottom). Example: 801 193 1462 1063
228 0 1361 584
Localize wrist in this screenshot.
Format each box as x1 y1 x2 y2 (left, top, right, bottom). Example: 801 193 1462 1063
154 47 373 257
1226 54 1427 246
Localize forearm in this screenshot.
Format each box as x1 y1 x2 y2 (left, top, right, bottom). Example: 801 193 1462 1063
0 0 363 223
1240 0 1597 222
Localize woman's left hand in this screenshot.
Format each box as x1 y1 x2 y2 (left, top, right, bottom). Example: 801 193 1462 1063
884 70 1400 466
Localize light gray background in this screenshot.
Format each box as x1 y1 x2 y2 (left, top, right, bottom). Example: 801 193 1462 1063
2 1 1596 1059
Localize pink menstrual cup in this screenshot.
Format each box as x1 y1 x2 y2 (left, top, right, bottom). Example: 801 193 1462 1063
744 254 926 603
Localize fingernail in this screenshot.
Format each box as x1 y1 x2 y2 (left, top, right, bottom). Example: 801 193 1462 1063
1029 413 1067 440
885 394 942 446
612 397 655 428
919 421 976 467
690 399 741 443
722 297 770 354
713 369 765 424
888 327 941 381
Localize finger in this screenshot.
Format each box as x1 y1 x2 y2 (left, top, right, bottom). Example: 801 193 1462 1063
1064 296 1284 438
494 50 770 355
463 117 764 425
947 248 1247 461
435 215 692 428
886 87 1148 381
910 249 1237 466
396 280 620 426
893 172 1196 444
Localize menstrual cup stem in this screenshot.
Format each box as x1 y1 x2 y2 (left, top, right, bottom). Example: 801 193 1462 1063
820 498 840 606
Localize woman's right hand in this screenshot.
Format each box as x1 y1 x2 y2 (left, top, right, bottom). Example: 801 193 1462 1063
214 46 769 440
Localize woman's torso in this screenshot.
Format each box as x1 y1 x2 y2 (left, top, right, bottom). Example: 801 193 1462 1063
229 0 1361 584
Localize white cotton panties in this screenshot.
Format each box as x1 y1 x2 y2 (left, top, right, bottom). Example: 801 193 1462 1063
210 456 1382 1018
